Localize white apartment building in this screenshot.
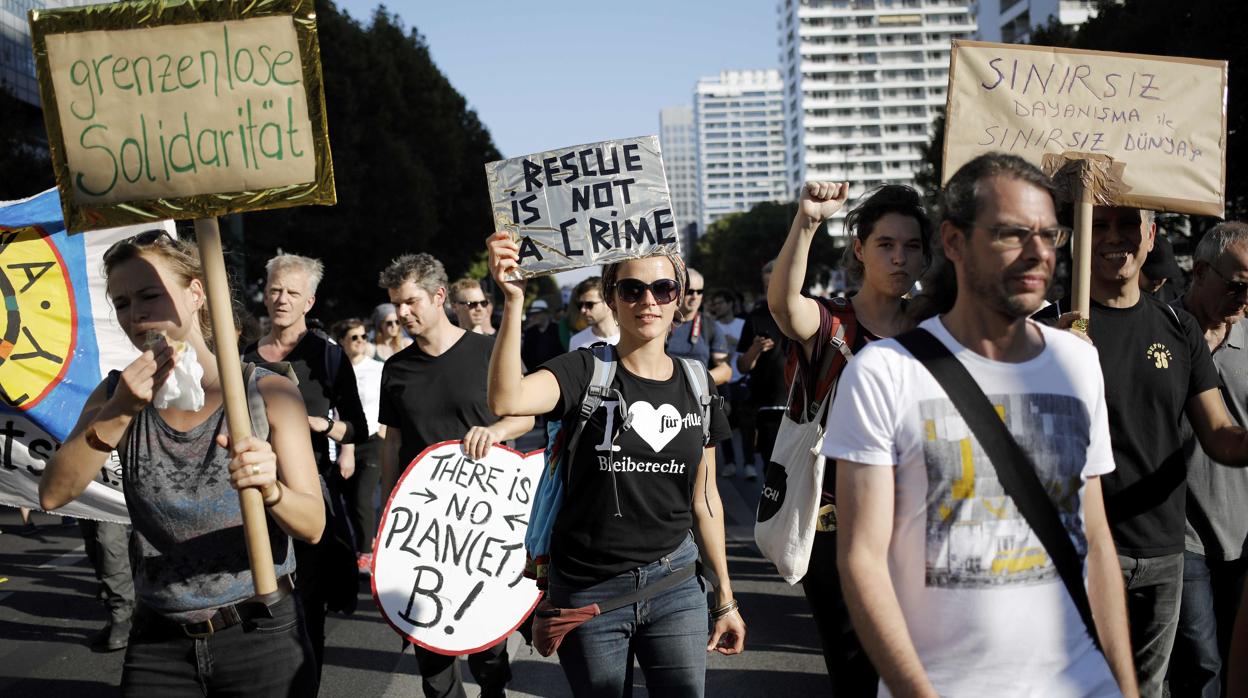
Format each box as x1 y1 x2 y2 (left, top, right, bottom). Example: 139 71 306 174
777 0 975 220
658 106 699 241
693 69 789 232
974 0 1100 44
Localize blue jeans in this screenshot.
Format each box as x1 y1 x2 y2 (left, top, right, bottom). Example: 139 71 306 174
1168 551 1248 698
1119 552 1184 698
549 534 707 697
121 592 318 696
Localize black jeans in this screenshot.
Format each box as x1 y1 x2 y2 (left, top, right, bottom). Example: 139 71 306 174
801 533 877 697
346 434 384 552
413 641 510 698
121 593 317 696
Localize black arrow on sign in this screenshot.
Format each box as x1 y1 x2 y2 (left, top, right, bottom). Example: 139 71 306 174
409 488 437 505
503 513 528 531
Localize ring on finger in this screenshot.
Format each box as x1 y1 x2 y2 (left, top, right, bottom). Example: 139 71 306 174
251 464 261 476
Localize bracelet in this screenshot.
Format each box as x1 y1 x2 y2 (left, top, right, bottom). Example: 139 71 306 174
85 425 117 453
263 482 284 508
709 599 739 620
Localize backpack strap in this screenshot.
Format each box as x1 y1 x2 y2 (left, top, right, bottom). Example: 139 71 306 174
560 345 620 488
675 356 713 446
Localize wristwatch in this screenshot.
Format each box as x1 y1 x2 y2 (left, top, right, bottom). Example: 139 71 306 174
323 416 335 435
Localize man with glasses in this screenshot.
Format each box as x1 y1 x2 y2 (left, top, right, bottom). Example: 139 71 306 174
450 277 496 335
1168 222 1248 696
829 153 1138 696
1044 206 1248 697
330 319 386 575
568 276 619 350
667 267 731 385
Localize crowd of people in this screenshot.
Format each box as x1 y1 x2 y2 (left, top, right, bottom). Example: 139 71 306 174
25 148 1248 697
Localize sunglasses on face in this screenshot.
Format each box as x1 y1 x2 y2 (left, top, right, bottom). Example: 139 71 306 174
616 278 680 305
685 288 704 297
1209 265 1248 297
102 228 174 265
456 300 490 310
577 300 601 312
345 333 366 342
384 319 400 327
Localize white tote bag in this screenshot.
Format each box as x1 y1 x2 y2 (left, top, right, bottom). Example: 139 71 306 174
753 378 834 585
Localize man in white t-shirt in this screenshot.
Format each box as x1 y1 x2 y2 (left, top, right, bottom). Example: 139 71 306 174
824 153 1137 697
568 275 619 350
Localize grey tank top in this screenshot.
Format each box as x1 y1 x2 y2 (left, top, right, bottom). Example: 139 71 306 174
117 367 297 623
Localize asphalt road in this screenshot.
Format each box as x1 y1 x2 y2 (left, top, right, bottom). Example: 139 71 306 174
0 469 830 697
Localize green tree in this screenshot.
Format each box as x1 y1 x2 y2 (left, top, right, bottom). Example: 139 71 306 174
690 201 845 297
241 1 502 319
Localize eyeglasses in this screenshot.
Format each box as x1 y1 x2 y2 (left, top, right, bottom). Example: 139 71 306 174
1209 265 1248 297
577 300 601 311
345 333 366 342
102 228 174 264
616 278 680 305
963 222 1072 249
685 289 704 297
455 300 490 310
383 319 400 327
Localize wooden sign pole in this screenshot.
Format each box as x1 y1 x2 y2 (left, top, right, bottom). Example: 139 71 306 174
1072 168 1094 319
195 217 277 596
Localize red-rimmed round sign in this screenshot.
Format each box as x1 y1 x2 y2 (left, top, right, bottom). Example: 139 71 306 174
371 440 544 656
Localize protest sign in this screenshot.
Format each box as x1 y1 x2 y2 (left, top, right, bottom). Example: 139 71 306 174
1 188 176 523
29 0 335 232
373 441 543 655
485 136 679 279
944 40 1227 216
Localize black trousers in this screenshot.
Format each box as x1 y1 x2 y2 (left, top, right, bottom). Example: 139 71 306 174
414 641 511 698
801 533 878 697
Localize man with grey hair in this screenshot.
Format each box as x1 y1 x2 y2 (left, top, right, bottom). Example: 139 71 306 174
245 252 368 676
1046 206 1248 697
1168 221 1248 696
377 252 533 698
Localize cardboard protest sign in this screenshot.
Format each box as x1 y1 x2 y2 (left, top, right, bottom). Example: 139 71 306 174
1 188 176 523
944 40 1227 216
29 0 335 232
372 441 543 655
485 136 679 279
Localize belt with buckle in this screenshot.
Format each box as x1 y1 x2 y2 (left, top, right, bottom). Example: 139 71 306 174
181 574 296 638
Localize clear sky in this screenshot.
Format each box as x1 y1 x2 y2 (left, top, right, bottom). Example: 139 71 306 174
333 0 780 159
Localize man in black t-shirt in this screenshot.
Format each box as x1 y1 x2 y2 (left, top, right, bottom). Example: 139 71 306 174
737 261 787 480
1075 206 1248 697
377 253 533 698
245 253 367 677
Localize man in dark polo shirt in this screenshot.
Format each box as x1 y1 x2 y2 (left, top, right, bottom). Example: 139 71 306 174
377 252 533 698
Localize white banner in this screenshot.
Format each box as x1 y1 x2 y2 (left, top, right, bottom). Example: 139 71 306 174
372 441 543 655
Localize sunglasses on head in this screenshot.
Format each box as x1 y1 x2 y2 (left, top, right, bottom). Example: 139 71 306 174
102 228 174 264
616 278 680 305
456 300 490 310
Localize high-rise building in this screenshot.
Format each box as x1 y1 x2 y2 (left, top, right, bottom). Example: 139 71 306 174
777 0 975 218
658 106 699 245
2 0 97 106
693 69 789 232
974 0 1101 44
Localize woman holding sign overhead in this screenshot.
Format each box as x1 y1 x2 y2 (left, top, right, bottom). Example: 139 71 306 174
39 231 324 696
487 232 746 696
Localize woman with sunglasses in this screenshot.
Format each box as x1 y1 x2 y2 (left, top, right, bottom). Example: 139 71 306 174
39 231 324 696
486 233 746 696
372 302 411 360
768 182 931 696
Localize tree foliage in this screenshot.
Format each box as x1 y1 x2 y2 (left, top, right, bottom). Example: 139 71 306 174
240 1 502 319
690 201 845 296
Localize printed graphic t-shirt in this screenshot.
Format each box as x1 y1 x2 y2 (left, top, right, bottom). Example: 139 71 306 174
822 317 1119 697
542 349 730 586
1087 296 1220 557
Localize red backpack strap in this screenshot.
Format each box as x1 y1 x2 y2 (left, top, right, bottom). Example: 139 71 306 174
784 297 857 420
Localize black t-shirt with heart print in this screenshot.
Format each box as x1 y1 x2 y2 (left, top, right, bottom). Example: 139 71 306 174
541 348 730 586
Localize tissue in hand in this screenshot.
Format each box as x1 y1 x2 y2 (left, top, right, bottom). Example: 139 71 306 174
153 341 206 411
